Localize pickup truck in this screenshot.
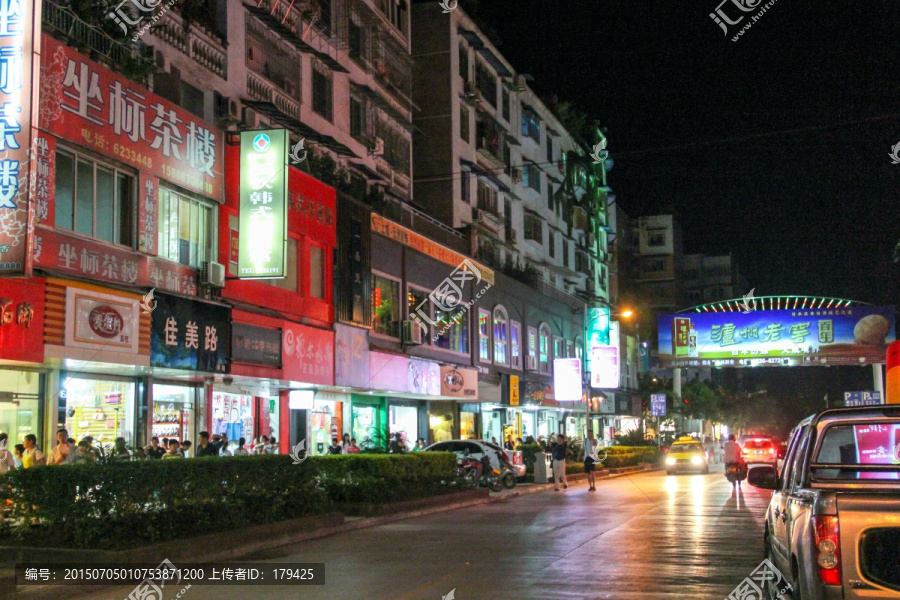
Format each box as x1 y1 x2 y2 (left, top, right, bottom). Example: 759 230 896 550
747 406 900 600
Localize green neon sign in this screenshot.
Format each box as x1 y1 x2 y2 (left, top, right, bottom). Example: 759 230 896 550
238 129 288 279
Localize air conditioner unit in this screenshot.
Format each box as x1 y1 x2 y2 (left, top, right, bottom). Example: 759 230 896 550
199 261 226 288
215 94 240 125
514 74 527 91
402 320 424 345
524 355 537 371
241 106 259 129
369 136 385 157
511 167 522 183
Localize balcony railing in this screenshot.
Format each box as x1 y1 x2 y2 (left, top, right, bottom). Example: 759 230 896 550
42 1 155 83
154 10 227 79
247 72 302 120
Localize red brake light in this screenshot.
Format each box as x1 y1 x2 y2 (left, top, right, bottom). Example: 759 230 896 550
769 447 776 455
813 516 841 586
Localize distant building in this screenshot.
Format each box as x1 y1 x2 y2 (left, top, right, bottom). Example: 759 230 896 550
629 214 686 313
682 253 746 308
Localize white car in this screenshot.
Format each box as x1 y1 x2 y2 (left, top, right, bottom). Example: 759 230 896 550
424 440 526 478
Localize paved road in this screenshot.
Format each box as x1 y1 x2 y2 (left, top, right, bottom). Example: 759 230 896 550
59 467 771 600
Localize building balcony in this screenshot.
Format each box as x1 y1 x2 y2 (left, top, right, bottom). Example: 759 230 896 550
154 10 228 80
247 72 302 121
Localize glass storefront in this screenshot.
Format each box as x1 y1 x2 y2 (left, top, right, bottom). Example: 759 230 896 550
428 402 455 444
481 407 504 443
352 402 379 450
266 397 279 443
520 410 537 441
0 370 41 448
211 392 254 450
538 410 560 439
460 411 476 440
62 375 136 449
151 384 197 446
310 399 339 455
389 403 417 450
565 413 586 439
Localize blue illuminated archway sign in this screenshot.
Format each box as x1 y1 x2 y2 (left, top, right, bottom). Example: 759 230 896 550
238 129 288 279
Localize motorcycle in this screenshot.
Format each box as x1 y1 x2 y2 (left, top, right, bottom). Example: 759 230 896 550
495 450 517 489
458 453 503 492
725 460 748 484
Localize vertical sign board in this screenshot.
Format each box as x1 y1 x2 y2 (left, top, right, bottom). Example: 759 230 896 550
553 358 583 402
0 0 34 275
651 393 667 417
238 130 287 278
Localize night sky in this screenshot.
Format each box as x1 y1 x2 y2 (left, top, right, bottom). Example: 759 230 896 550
469 0 900 307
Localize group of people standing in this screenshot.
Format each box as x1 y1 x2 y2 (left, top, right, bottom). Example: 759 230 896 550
0 429 281 471
703 435 727 464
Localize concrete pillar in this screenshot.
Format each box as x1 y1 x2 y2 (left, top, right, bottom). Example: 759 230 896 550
673 368 682 397
873 363 885 399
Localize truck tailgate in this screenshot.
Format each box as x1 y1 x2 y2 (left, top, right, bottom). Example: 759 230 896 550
837 494 900 598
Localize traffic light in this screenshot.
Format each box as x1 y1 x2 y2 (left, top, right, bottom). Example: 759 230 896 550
683 398 690 404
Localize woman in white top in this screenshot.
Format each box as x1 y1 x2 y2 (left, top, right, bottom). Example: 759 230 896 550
234 437 250 456
0 433 15 474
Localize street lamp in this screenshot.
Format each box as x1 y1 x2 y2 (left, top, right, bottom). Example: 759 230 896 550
580 305 635 441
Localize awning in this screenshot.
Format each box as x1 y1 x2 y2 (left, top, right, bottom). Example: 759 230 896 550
476 46 512 78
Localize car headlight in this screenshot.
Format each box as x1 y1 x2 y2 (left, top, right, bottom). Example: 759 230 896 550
691 456 703 465
666 457 676 465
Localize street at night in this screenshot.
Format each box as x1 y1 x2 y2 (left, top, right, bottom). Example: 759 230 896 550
30 469 772 600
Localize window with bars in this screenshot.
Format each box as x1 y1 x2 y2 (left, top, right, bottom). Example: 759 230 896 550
524 213 542 244
375 118 411 175
510 321 521 369
246 19 300 96
522 108 540 142
350 93 369 142
478 309 491 362
502 88 510 122
459 42 469 79
313 64 333 121
475 60 497 107
477 179 498 215
493 306 508 366
460 104 469 142
55 148 135 247
523 163 541 193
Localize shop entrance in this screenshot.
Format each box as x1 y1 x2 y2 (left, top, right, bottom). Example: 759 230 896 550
389 404 417 450
62 374 136 450
0 370 41 447
151 384 198 447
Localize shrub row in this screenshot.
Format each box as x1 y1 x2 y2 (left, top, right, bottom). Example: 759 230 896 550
0 453 458 549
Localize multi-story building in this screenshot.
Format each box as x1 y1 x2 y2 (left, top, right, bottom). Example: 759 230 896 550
682 253 746 308
630 214 686 313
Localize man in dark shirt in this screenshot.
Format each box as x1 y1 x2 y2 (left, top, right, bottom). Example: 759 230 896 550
196 431 225 457
550 434 568 491
144 437 166 459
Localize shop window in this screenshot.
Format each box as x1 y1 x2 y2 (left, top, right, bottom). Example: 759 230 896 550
55 149 135 247
309 243 326 299
158 187 215 268
510 321 521 369
539 323 551 374
566 341 575 359
353 403 379 452
350 92 369 142
312 63 333 121
460 104 469 142
372 273 401 337
262 237 298 292
62 375 135 450
0 370 40 444
389 404 417 450
524 212 542 244
460 411 476 440
502 88 510 122
408 285 430 339
429 409 454 443
575 335 583 361
492 306 508 365
478 309 491 362
527 326 537 366
434 305 469 354
554 337 564 361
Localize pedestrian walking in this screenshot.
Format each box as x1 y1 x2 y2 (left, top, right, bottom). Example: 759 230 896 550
145 437 166 459
327 437 343 455
341 433 351 454
196 431 225 457
234 437 250 456
0 433 16 474
584 430 600 492
22 434 45 468
47 428 74 465
551 434 568 491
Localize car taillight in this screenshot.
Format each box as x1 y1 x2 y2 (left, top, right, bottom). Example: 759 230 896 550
769 448 776 455
813 516 841 585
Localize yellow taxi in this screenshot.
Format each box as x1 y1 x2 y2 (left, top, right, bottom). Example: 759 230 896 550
665 437 710 475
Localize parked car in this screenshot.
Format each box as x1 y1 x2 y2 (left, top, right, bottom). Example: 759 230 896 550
747 405 900 600
424 440 526 478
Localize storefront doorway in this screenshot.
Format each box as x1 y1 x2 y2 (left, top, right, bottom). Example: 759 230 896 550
211 392 254 450
351 401 380 451
388 403 418 450
151 383 198 448
481 407 503 443
310 398 340 455
0 370 42 448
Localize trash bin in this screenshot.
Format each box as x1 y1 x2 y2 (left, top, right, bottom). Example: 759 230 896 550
534 452 554 484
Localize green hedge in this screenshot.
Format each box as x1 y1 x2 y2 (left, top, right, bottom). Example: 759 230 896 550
0 453 458 549
521 444 662 473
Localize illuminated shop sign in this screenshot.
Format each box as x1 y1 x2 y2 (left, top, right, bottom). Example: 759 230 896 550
238 129 288 278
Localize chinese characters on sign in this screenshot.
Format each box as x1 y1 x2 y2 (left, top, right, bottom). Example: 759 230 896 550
658 307 896 368
66 288 140 354
232 323 282 367
651 394 667 417
238 130 288 278
0 278 44 363
283 321 334 386
0 0 34 275
151 293 229 372
39 35 223 200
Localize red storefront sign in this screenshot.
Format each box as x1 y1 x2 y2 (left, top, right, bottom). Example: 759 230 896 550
38 34 223 201
288 168 336 247
0 278 45 364
282 321 334 385
33 226 198 295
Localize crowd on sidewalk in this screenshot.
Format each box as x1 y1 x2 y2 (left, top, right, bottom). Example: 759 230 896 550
0 428 283 471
